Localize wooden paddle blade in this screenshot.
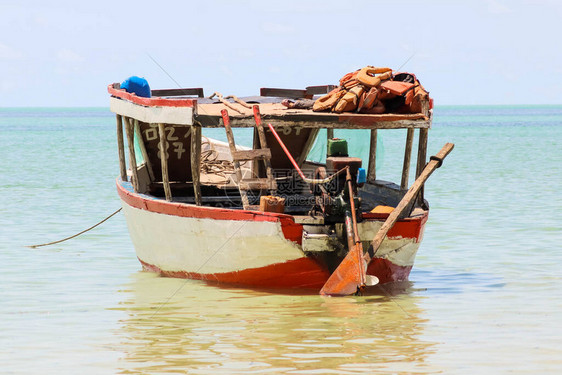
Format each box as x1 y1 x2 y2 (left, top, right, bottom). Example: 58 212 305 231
320 244 364 296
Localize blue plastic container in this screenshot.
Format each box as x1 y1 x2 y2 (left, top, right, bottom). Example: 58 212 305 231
121 76 151 98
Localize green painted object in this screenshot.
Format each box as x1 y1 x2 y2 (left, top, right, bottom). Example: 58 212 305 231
327 138 348 157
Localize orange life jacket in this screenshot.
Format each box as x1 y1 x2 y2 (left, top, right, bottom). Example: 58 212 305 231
313 66 392 113
387 72 430 114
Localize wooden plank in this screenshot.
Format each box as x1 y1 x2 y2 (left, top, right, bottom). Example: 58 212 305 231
260 88 307 98
208 92 245 114
133 119 155 181
110 97 194 126
116 114 127 181
190 124 202 206
305 85 337 96
151 88 204 98
149 182 193 189
401 128 415 190
232 148 272 161
196 102 427 119
112 98 430 129
195 113 430 129
238 178 274 190
124 117 139 192
108 84 196 107
158 123 172 201
367 129 377 183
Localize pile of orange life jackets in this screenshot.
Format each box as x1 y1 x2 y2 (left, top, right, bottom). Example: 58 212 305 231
312 66 430 114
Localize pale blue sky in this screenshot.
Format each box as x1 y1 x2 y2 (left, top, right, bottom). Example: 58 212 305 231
1 0 561 106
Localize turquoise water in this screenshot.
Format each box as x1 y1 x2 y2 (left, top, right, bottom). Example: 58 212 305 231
1 106 561 374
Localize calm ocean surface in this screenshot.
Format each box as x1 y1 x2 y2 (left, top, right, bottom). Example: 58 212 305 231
1 106 561 374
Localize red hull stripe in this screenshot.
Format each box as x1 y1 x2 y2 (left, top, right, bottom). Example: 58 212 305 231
117 180 427 245
117 179 303 244
140 256 414 289
362 211 428 241
139 257 332 290
387 214 427 241
108 85 197 108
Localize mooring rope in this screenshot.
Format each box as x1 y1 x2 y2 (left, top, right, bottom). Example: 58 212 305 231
27 208 123 249
200 136 248 180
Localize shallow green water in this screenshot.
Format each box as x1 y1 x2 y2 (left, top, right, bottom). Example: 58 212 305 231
1 106 561 374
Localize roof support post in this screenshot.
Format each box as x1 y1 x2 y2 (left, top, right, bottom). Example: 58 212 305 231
190 123 202 206
415 127 429 205
116 114 127 181
124 117 139 192
401 128 415 190
367 129 377 183
158 123 172 201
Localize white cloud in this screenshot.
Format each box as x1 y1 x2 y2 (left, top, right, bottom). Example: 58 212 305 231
0 80 16 92
56 49 84 64
268 66 281 74
0 43 23 60
261 22 295 34
487 0 511 14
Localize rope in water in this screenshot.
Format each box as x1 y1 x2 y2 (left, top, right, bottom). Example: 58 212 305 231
27 139 242 249
27 208 122 249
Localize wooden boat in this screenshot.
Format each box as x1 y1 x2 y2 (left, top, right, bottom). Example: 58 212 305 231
108 79 451 295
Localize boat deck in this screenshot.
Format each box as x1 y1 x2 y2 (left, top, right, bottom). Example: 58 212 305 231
108 84 431 129
195 102 430 129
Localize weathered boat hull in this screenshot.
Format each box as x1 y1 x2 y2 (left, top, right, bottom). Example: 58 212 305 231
118 179 428 290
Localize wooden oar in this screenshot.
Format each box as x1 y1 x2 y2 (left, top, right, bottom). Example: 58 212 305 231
320 142 454 296
320 210 379 295
320 168 368 296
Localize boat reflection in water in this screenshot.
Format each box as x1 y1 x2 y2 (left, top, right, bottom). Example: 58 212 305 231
113 272 439 374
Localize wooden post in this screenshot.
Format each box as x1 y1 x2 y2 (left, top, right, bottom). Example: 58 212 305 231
367 129 377 183
116 114 127 181
222 110 250 208
327 128 334 141
124 117 139 192
158 123 172 201
401 128 415 190
415 128 429 205
133 119 155 181
415 128 428 178
253 106 275 190
190 124 202 206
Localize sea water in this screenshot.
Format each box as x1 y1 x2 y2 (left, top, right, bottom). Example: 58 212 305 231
1 106 561 374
